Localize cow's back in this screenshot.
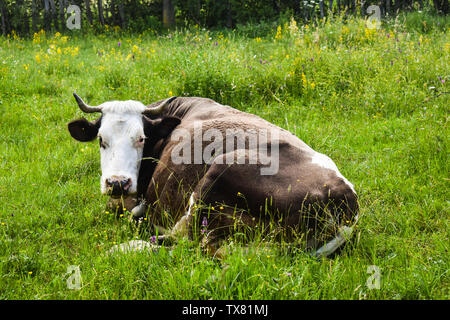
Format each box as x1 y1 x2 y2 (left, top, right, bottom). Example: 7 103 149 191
144 97 358 253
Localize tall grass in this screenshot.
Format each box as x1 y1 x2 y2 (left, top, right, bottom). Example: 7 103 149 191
0 12 448 299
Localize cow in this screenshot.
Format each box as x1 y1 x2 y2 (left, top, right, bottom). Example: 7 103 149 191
68 94 359 258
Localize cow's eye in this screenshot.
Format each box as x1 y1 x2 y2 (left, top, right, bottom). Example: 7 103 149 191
137 136 145 145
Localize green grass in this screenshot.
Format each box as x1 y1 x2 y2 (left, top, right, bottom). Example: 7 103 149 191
0 13 449 299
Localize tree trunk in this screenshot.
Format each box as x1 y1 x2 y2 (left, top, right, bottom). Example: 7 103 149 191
98 0 105 26
13 0 26 34
44 0 51 30
118 0 125 27
226 0 232 28
0 0 7 35
85 0 93 25
49 0 56 14
319 0 325 18
110 0 117 26
31 0 37 32
303 1 308 20
48 0 57 29
328 0 333 13
59 0 65 31
163 0 175 29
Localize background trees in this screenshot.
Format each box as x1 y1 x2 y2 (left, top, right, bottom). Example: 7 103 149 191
0 0 447 35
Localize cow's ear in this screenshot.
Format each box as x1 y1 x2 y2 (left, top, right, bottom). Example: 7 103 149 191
68 118 99 142
144 116 181 138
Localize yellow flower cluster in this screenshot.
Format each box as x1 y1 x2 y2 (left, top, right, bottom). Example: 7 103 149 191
49 32 69 45
63 46 79 56
364 27 377 40
275 25 282 40
32 31 78 67
9 30 20 41
33 29 46 44
301 73 316 90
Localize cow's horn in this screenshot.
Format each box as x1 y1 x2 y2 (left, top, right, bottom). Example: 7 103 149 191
73 92 103 113
142 96 177 116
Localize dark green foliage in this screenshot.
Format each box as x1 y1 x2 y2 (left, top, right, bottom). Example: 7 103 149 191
0 0 448 36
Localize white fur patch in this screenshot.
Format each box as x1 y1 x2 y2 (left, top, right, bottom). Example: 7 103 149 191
187 193 196 216
100 100 147 114
171 193 196 238
310 152 356 194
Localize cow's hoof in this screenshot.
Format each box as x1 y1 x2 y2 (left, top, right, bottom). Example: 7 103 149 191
131 201 147 219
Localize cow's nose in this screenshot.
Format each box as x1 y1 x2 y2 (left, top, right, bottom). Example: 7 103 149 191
106 176 132 196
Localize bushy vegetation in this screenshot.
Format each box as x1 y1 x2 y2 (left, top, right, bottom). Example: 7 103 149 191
1 0 448 36
0 12 448 299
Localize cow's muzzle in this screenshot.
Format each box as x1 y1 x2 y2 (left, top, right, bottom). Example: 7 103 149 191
106 176 132 197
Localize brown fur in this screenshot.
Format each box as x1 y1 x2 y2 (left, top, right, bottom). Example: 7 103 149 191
142 97 358 252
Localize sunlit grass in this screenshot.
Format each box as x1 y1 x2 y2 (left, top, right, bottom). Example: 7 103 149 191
0 12 448 299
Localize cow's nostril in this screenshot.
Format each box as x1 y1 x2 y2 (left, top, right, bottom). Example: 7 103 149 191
106 177 132 196
121 179 132 191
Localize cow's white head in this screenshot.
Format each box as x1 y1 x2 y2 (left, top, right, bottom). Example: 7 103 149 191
68 93 179 197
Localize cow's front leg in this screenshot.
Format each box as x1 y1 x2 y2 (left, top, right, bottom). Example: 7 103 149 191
106 196 138 217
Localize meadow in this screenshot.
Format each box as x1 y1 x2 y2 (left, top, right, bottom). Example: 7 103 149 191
0 12 448 299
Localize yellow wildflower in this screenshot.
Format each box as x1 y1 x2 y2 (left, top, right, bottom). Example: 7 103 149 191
275 26 282 40
341 25 349 35
302 73 307 87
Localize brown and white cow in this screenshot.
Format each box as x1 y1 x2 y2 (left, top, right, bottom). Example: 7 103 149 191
68 94 359 258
